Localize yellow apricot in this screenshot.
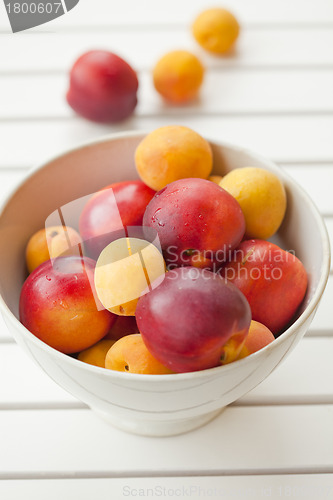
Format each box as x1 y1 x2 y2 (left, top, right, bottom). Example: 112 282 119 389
78 339 115 368
94 237 165 316
26 225 82 273
153 50 204 103
135 125 213 191
220 167 287 239
192 8 240 54
105 334 173 374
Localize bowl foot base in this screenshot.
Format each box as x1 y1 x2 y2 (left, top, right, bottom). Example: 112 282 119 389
91 407 225 437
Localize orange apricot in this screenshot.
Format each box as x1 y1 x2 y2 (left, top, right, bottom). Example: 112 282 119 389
153 50 204 103
135 125 213 191
237 320 275 359
192 8 240 55
105 334 173 374
26 225 82 273
78 339 116 368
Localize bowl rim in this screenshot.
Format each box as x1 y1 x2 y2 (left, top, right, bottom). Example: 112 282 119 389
0 130 330 382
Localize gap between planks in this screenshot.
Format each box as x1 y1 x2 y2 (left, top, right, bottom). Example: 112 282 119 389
2 22 333 35
2 65 333 77
2 111 333 123
0 400 332 411
0 466 333 481
1 467 333 480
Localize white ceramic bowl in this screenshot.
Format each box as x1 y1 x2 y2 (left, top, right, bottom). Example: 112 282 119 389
0 132 330 436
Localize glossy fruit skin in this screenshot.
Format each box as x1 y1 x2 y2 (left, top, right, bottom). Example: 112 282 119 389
66 50 139 123
143 178 245 269
221 239 308 335
136 267 251 373
79 180 155 260
19 256 115 354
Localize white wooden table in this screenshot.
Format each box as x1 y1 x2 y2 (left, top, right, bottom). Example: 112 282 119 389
0 1 333 498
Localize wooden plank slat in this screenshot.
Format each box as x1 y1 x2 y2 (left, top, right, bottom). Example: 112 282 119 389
0 343 80 407
1 0 333 31
2 28 333 73
0 313 13 342
1 70 333 119
0 406 332 474
0 336 332 408
1 116 333 168
283 165 333 216
309 278 333 332
1 475 333 499
238 337 333 404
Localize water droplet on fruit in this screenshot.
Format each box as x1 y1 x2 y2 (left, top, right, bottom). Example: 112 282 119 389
158 221 165 227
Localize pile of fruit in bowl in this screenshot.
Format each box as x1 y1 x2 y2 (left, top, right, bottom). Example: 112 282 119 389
19 125 308 375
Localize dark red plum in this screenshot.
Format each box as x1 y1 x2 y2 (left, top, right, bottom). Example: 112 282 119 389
136 267 251 373
143 178 245 270
66 50 138 123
